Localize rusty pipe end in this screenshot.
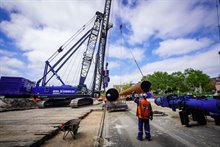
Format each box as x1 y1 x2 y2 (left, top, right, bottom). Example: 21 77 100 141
106 88 119 102
140 81 151 92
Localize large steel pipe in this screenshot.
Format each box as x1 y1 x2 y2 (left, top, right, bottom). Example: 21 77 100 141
106 88 119 102
105 81 151 102
119 81 151 96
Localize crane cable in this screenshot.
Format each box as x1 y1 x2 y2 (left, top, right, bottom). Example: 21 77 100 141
71 51 83 85
216 0 220 74
61 15 96 49
118 0 144 78
48 15 96 62
119 24 144 78
63 47 79 83
46 15 96 85
216 0 220 42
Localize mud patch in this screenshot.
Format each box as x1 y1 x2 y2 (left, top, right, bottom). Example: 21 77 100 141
153 110 168 116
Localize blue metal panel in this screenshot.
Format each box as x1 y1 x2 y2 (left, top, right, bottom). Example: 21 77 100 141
32 85 77 95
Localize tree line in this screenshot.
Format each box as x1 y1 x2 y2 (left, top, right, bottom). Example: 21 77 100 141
141 68 215 95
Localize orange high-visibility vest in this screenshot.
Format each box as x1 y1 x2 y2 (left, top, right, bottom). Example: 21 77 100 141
136 99 151 119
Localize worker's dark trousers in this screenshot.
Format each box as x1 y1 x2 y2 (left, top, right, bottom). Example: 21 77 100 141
138 118 150 139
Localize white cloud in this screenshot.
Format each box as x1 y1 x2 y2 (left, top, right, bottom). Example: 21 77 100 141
108 61 120 70
109 44 145 61
120 0 216 44
143 44 220 77
1 0 104 31
0 14 32 41
0 56 25 68
109 44 220 87
155 38 213 57
0 49 16 57
0 56 25 77
0 66 21 77
109 73 140 88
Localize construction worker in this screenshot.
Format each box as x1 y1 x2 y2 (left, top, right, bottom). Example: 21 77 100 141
134 93 153 141
132 91 137 101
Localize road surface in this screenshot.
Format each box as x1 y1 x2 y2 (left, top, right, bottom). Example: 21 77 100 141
0 104 101 147
1 99 219 147
102 100 220 147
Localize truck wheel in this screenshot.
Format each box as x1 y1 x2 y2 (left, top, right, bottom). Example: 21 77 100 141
197 114 207 125
179 111 189 126
214 117 220 125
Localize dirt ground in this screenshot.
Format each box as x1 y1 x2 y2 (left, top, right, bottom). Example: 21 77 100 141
42 110 103 147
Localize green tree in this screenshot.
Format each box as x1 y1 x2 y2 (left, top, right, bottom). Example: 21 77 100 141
141 68 215 95
114 82 132 92
142 71 170 94
121 82 132 91
114 85 121 92
170 71 189 93
184 68 212 93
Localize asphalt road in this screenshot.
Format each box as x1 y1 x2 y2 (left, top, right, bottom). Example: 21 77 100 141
102 100 220 147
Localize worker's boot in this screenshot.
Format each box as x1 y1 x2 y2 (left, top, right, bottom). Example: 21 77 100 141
136 136 143 141
145 137 151 141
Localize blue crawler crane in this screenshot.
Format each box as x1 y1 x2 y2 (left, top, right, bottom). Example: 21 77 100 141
0 0 112 108
32 0 112 107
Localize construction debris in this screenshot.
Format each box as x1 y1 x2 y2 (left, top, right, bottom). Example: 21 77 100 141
0 98 36 112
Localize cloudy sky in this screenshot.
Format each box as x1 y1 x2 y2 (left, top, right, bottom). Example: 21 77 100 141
0 0 220 89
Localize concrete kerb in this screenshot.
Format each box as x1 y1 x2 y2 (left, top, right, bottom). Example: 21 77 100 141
94 109 106 147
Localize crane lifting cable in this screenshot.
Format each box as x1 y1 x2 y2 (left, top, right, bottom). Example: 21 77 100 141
69 48 83 85
47 15 96 62
63 47 79 83
119 24 144 77
61 15 96 50
216 0 220 42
